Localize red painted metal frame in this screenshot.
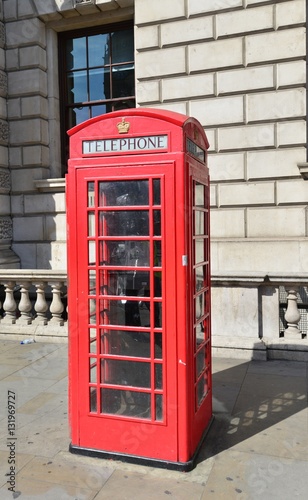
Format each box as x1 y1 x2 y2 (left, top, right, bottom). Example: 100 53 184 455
67 108 211 470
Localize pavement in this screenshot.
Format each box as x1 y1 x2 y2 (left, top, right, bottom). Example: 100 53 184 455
0 338 307 500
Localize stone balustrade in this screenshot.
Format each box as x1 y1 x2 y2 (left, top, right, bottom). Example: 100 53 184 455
0 270 67 342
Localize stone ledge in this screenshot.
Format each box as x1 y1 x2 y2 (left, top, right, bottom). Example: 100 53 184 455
34 178 65 192
298 162 308 180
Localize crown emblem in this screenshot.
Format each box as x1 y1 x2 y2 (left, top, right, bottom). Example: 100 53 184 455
117 117 130 134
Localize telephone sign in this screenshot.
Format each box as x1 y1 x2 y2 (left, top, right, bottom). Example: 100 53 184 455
67 108 212 471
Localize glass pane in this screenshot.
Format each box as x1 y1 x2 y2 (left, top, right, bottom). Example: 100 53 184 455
89 299 96 325
154 333 162 359
153 241 161 267
89 68 110 101
100 298 150 328
196 293 205 321
68 107 90 128
99 211 149 236
90 358 97 383
101 329 151 357
89 270 96 295
195 267 204 292
195 210 204 236
102 359 150 388
111 29 134 63
90 387 97 412
195 182 204 207
155 364 162 389
88 212 95 236
99 181 149 206
66 37 86 70
91 103 109 117
153 210 161 236
67 71 88 103
88 33 109 67
88 240 96 265
100 270 150 296
100 240 150 267
155 394 163 421
153 302 162 328
101 388 150 419
195 323 204 348
195 239 205 264
153 179 161 205
196 346 206 377
88 182 95 207
112 65 134 98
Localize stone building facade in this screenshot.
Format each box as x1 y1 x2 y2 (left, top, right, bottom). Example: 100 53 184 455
0 0 307 358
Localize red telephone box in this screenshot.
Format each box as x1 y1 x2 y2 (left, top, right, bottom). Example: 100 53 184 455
67 108 212 471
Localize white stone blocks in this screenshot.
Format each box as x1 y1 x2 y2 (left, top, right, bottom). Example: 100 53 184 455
5 49 18 71
210 184 217 207
216 5 273 37
189 38 243 72
190 95 244 127
135 0 186 25
7 98 20 119
46 214 67 241
276 180 308 205
247 207 306 237
147 101 187 115
218 124 275 151
247 89 306 123
24 193 66 214
162 74 214 102
13 216 43 241
219 182 275 207
277 61 306 88
135 25 159 51
275 0 305 29
217 66 274 95
0 95 5 117
5 18 46 49
136 80 160 104
0 144 8 165
209 152 245 182
276 120 306 147
21 96 48 119
23 145 49 166
19 46 47 70
8 69 47 97
136 47 186 79
10 118 48 146
188 0 242 16
161 17 214 46
11 167 45 192
210 209 245 238
246 28 305 65
0 193 10 213
247 148 306 180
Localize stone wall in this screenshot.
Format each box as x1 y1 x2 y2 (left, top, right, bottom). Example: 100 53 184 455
135 0 307 276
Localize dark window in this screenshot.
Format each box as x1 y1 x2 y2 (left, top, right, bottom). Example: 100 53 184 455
59 22 135 174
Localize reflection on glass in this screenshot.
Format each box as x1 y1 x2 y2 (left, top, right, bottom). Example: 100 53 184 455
67 71 87 103
90 387 97 412
89 68 110 101
196 346 206 377
100 298 151 328
88 182 95 207
90 338 96 354
153 179 161 205
99 211 149 236
155 364 162 389
155 394 163 421
195 239 205 264
153 241 162 267
111 29 134 64
195 182 204 207
89 270 96 295
197 373 208 407
195 210 204 236
195 323 204 348
153 211 161 236
101 329 151 357
100 240 150 267
101 388 150 419
154 333 162 359
100 270 150 297
91 104 108 117
112 65 134 98
88 212 95 236
99 180 149 206
89 299 96 325
195 268 204 292
90 358 97 383
88 240 96 265
68 106 90 128
88 33 109 67
102 359 150 388
66 37 86 70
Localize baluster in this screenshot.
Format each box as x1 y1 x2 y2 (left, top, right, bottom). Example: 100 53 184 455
49 281 64 325
17 281 32 324
284 287 301 339
2 281 17 324
34 282 48 325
